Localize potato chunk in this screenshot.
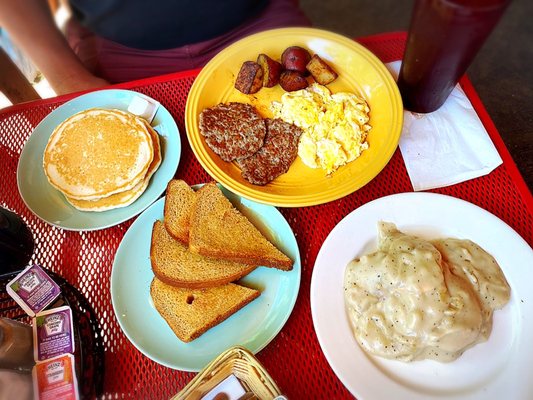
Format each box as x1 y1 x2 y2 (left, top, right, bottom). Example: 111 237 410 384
257 53 282 88
306 54 338 85
235 61 264 94
279 71 308 92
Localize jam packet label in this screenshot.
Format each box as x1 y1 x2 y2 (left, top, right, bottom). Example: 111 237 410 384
33 353 79 400
6 264 61 317
33 306 75 362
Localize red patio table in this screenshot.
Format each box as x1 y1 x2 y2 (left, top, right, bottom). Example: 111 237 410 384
0 32 531 399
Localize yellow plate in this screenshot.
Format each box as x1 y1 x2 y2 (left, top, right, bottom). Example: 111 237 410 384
185 27 402 207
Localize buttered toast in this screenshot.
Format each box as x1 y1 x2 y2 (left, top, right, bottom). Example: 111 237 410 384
188 182 293 270
150 277 260 343
151 220 257 288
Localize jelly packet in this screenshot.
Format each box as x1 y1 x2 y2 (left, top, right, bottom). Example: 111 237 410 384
33 306 75 362
6 264 61 317
33 353 79 400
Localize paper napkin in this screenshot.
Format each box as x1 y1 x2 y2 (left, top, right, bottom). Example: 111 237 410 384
385 61 503 191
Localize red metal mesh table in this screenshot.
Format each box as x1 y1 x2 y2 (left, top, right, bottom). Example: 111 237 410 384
1 32 532 399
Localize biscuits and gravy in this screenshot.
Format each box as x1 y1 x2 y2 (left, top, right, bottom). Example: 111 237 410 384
344 222 510 362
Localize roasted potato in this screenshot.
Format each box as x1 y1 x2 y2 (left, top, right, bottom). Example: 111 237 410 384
257 53 282 88
279 71 309 92
281 46 311 75
235 61 264 94
306 54 338 85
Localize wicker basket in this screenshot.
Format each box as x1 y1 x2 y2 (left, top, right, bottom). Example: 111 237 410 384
173 346 283 400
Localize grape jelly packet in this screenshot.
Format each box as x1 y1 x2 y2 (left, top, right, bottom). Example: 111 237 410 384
33 306 75 362
6 264 61 317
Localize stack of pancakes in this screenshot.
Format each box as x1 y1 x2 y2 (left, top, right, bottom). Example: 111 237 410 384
43 108 161 212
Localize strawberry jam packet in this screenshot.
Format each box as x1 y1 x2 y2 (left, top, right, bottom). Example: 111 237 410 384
33 353 79 400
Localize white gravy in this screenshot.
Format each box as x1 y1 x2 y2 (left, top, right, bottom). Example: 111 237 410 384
344 222 510 362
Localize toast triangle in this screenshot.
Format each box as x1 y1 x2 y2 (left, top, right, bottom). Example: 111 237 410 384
151 220 257 288
164 179 196 244
188 182 293 270
150 277 260 342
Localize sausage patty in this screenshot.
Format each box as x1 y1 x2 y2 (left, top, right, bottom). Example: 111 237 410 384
236 118 302 185
199 102 266 162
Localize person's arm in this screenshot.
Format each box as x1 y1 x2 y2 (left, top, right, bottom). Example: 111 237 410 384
0 0 108 94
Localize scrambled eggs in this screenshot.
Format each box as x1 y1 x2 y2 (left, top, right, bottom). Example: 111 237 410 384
271 83 371 174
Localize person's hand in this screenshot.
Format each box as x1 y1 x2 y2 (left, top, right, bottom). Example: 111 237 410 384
0 0 110 97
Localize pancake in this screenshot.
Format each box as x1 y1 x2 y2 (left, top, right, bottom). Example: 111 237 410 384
43 108 154 200
65 121 162 211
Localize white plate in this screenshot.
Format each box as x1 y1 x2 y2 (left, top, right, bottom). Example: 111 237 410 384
111 189 301 371
310 192 533 399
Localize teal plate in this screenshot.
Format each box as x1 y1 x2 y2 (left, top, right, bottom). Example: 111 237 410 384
111 190 301 371
17 89 180 231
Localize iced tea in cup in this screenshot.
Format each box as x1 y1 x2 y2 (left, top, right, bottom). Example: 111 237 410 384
398 0 511 113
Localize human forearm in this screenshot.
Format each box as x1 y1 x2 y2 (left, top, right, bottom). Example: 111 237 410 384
0 0 106 94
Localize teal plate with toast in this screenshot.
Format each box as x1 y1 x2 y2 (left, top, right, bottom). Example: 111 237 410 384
17 89 180 231
110 189 301 371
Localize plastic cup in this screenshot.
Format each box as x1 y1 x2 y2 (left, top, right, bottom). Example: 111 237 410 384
398 0 511 113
